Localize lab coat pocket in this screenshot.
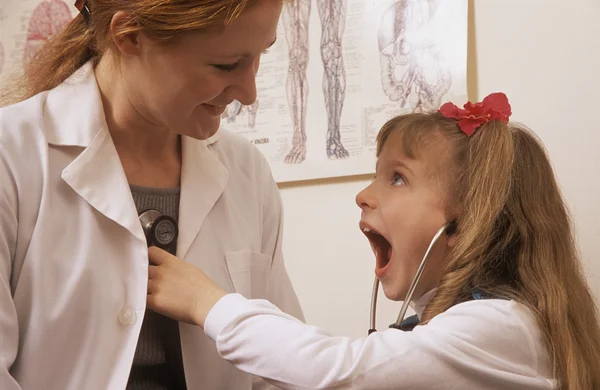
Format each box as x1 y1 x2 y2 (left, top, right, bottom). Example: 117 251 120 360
225 250 272 299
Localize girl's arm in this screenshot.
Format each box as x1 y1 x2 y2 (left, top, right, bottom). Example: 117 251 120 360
147 247 550 390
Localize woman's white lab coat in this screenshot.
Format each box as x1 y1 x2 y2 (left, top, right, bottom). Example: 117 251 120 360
0 62 303 390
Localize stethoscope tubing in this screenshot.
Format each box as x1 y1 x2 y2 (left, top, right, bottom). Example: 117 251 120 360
369 223 450 334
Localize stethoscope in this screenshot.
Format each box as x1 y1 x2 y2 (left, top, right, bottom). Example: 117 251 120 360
139 209 179 250
368 221 456 334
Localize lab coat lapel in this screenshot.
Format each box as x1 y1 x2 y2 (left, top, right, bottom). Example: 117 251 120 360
177 136 229 259
61 128 145 243
47 61 145 243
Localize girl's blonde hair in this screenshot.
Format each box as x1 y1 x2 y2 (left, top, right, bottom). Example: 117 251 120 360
1 0 262 106
377 112 600 389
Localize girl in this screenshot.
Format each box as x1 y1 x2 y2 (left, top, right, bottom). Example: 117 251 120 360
146 93 600 389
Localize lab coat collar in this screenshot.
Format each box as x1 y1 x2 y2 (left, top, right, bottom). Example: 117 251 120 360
411 288 437 319
45 61 106 147
49 61 229 254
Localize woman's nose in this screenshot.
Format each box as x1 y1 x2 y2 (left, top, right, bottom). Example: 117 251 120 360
229 60 259 106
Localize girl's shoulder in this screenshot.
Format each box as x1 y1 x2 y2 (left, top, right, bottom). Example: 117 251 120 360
419 297 551 379
432 297 536 332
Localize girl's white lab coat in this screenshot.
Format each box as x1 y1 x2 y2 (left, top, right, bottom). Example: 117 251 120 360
0 62 303 390
204 293 557 389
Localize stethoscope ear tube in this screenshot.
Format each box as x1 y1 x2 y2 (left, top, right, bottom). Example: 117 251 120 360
369 278 379 335
369 222 453 334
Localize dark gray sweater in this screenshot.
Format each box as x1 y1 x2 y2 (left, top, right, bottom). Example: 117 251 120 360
127 185 187 390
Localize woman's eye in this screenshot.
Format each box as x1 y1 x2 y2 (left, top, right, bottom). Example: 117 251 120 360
214 62 241 72
391 172 406 186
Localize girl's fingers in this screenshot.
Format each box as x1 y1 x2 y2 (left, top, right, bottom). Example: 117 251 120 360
148 264 159 279
147 279 159 294
148 246 171 265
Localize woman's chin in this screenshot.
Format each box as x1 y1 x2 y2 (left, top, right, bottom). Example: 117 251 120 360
180 119 220 140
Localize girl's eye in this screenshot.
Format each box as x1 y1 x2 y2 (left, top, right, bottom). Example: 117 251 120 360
213 62 241 72
391 172 406 186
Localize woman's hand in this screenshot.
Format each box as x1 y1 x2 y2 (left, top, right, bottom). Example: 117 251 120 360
147 246 227 328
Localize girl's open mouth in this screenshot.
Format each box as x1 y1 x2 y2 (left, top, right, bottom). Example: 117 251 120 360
361 224 392 273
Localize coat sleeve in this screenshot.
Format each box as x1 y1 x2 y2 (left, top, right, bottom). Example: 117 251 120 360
0 136 23 390
205 294 550 390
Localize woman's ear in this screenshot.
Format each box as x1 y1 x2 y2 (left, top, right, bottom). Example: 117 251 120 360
110 11 141 56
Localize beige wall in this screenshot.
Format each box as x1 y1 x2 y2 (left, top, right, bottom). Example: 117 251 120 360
280 0 600 337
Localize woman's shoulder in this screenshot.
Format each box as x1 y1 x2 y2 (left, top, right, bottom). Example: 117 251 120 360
1 62 102 151
0 92 50 160
0 91 48 132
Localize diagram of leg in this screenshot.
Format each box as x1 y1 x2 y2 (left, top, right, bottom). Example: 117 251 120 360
282 0 311 164
224 100 243 123
247 100 259 128
317 0 349 160
377 0 451 111
22 0 72 66
222 99 259 128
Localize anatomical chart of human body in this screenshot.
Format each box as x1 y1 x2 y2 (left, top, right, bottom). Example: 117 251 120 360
0 0 77 89
226 0 468 183
0 0 468 183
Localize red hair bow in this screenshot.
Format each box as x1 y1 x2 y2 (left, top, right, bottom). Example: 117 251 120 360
439 92 512 137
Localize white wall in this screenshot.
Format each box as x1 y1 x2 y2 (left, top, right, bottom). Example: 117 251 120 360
279 0 600 338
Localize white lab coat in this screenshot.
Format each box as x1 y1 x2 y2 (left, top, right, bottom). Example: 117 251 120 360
204 294 556 390
0 62 304 390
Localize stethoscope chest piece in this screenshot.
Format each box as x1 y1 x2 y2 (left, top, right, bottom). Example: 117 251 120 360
139 209 178 250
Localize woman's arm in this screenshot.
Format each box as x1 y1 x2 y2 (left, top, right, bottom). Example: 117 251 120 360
0 143 23 390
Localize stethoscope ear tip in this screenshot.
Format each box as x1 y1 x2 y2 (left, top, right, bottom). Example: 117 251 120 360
446 220 457 235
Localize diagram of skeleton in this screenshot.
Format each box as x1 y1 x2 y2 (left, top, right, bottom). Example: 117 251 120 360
22 0 72 66
221 99 260 128
282 0 349 164
378 0 451 112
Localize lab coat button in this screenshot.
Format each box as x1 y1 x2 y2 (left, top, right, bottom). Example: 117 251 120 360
118 307 137 326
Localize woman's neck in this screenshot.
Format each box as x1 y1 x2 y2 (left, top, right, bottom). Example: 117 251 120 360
94 55 181 188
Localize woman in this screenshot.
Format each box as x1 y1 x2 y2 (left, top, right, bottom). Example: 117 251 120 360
0 0 302 389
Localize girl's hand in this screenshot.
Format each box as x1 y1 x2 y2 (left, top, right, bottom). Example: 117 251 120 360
147 246 227 327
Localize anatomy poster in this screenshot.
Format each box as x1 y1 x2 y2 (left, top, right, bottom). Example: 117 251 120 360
0 0 468 183
225 0 468 183
0 0 77 88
